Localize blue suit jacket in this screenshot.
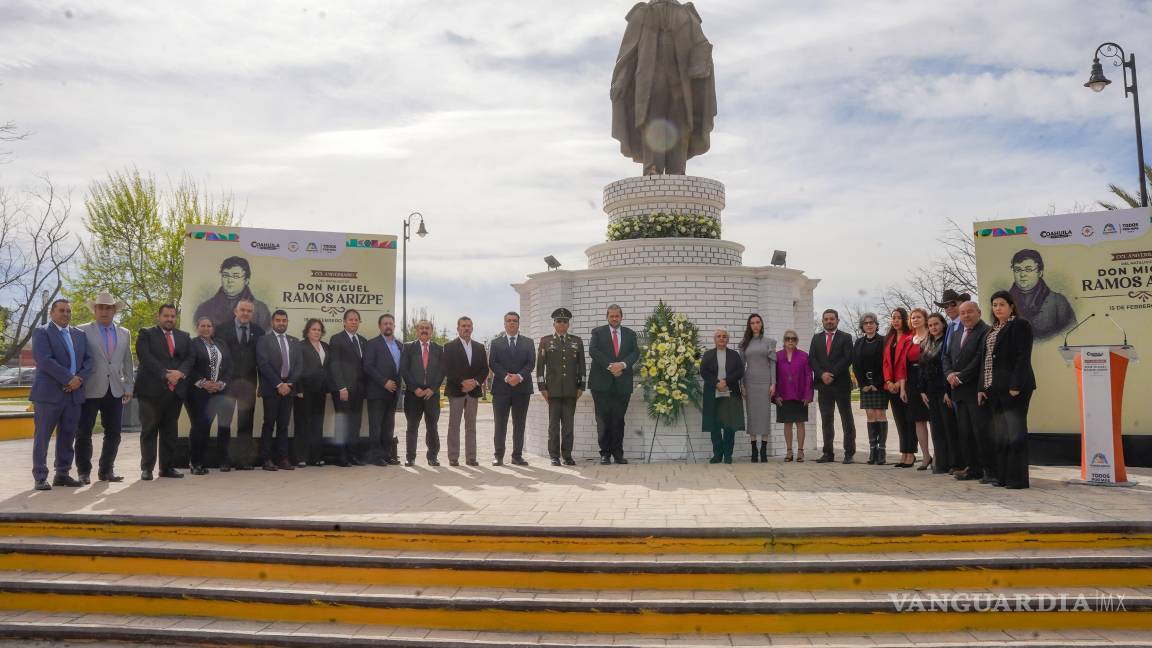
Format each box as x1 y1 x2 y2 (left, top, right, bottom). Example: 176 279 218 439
30 323 93 405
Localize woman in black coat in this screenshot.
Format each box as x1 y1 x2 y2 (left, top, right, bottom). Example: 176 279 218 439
851 312 888 464
700 328 745 464
187 317 234 475
294 318 331 466
919 313 952 474
977 290 1037 489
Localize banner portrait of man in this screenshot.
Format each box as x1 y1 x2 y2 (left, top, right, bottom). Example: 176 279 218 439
193 255 272 331
1007 248 1076 341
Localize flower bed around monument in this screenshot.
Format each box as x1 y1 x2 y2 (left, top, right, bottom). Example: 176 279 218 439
639 301 703 425
607 212 720 241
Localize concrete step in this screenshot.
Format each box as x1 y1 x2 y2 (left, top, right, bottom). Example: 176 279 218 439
0 577 1148 636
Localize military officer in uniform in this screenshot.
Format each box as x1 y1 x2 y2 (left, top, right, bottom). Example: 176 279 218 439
537 308 585 466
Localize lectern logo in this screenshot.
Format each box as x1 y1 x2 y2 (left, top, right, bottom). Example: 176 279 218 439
1090 452 1111 467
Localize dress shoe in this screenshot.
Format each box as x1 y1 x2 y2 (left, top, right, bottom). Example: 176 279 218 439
512 457 529 466
404 460 415 467
386 458 401 466
190 466 209 476
842 455 854 465
218 466 232 473
563 457 576 466
492 458 504 466
600 456 611 465
449 460 460 467
428 459 440 467
955 471 981 481
78 473 91 485
372 459 388 467
98 473 125 482
550 458 561 466
348 457 365 466
466 460 479 467
140 471 153 481
815 455 834 463
307 461 325 467
709 457 722 464
34 480 51 491
979 477 999 485
615 457 628 465
1004 484 1028 489
159 469 184 479
52 474 81 487
262 461 278 471
335 458 351 467
237 464 254 471
296 461 307 468
277 460 295 471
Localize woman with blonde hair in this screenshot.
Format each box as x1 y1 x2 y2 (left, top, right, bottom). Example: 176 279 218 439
901 308 933 470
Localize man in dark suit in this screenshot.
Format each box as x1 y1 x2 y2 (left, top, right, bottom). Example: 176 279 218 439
135 303 194 480
808 308 857 463
214 298 264 470
29 299 94 490
400 319 444 466
488 311 535 466
363 313 404 466
443 316 489 466
327 309 368 466
256 309 302 471
943 300 992 482
588 304 639 465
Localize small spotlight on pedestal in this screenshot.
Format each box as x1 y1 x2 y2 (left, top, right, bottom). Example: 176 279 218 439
544 255 562 271
771 250 787 267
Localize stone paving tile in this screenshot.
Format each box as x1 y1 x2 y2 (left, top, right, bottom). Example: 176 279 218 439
1 407 1148 531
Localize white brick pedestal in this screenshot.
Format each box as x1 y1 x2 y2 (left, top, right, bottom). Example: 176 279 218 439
512 176 818 462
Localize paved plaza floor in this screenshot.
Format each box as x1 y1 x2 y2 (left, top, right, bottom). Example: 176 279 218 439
3 404 1149 529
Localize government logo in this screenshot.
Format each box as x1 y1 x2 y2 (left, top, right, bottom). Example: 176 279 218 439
1039 229 1071 239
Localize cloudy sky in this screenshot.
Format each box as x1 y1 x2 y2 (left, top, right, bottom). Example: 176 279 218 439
0 0 1148 337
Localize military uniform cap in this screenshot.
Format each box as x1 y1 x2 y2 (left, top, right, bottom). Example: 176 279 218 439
551 307 573 322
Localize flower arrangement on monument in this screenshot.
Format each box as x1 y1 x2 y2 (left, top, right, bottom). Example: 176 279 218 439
638 301 703 425
607 212 720 241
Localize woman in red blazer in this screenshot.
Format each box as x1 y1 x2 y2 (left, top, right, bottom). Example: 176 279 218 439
882 308 913 467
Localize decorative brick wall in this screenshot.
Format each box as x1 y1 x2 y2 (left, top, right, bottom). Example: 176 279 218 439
603 176 725 223
587 239 743 269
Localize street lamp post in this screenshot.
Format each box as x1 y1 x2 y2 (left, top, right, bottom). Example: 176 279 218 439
1086 42 1148 208
40 289 49 325
401 212 428 341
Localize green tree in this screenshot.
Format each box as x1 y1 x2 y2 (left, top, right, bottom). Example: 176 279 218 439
401 307 451 345
1099 163 1152 210
67 168 241 337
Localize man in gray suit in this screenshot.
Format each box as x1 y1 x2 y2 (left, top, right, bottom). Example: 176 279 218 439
76 292 135 484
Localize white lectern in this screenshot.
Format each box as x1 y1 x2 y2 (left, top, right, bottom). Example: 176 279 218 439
1058 344 1138 486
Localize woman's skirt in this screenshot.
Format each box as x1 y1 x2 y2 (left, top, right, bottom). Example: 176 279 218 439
776 399 808 423
859 388 889 410
744 382 772 436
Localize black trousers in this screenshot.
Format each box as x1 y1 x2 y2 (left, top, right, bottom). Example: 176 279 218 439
547 397 577 460
293 391 326 464
889 394 908 454
188 389 231 468
954 396 993 478
404 391 440 462
941 396 961 471
710 424 737 462
366 396 398 462
592 390 630 460
332 391 365 455
493 392 531 461
991 391 1032 488
138 392 183 473
260 393 293 463
925 391 952 473
816 387 856 457
76 389 123 477
224 383 256 468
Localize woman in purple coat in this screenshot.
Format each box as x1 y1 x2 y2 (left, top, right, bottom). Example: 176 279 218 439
771 329 814 462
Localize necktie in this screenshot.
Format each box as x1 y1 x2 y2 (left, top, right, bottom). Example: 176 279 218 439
164 330 175 391
60 327 77 375
240 325 248 345
278 334 290 379
960 327 970 349
825 332 833 355
612 328 620 356
103 326 114 358
422 342 429 370
352 334 362 358
508 336 515 350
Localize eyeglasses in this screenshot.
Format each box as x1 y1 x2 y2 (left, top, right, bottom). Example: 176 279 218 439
862 321 877 326
1011 264 1040 274
220 272 246 281
783 336 798 341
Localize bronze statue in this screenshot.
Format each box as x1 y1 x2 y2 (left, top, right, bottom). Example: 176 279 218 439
610 0 717 176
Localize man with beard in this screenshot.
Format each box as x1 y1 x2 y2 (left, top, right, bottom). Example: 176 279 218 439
256 310 302 471
808 309 856 463
1008 249 1075 341
194 256 272 332
135 304 193 480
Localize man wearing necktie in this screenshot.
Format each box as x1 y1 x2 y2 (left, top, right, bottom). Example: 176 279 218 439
934 289 970 474
399 319 444 466
76 292 134 484
134 304 194 480
807 309 857 463
488 311 536 466
256 310 302 471
942 301 991 481
214 299 265 470
29 299 94 490
588 304 639 465
327 309 368 466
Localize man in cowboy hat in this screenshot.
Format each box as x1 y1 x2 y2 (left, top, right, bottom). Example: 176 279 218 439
934 288 970 475
76 292 135 483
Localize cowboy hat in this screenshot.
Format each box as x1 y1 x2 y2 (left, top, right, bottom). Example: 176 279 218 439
934 289 971 308
89 291 127 312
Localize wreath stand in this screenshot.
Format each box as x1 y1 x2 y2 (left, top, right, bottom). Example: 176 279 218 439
646 416 696 463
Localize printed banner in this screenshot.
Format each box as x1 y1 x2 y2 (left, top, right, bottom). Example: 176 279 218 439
181 226 397 333
974 207 1151 436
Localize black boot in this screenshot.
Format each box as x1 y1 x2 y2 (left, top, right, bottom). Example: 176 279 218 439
759 440 768 463
865 422 878 464
875 421 888 465
751 441 759 463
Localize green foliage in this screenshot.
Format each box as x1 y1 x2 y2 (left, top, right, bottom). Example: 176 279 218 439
1099 163 1152 210
67 167 241 339
638 301 703 425
401 307 452 345
607 212 720 241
